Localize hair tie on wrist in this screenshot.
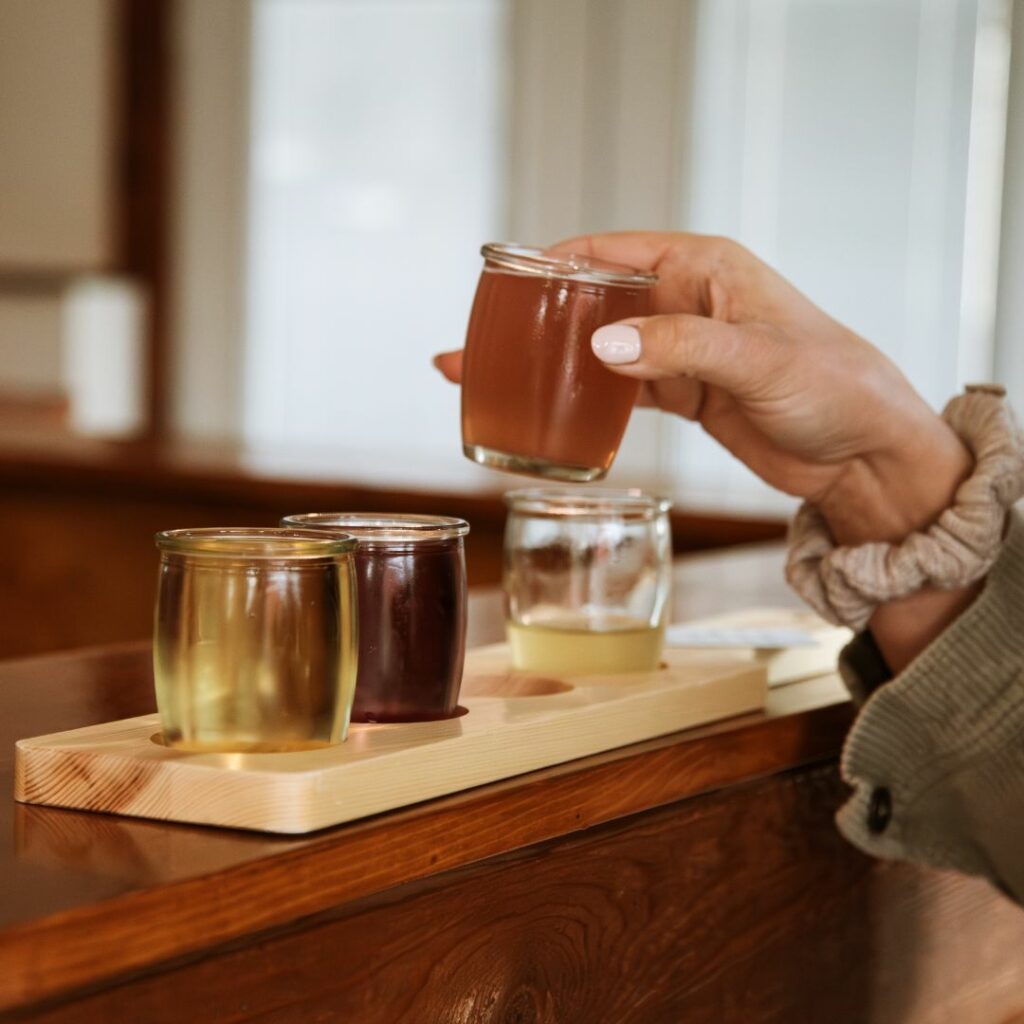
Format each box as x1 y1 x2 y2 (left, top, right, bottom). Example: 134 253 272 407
785 386 1024 631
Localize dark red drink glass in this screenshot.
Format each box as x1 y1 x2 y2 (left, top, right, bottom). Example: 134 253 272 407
281 513 469 722
461 243 657 481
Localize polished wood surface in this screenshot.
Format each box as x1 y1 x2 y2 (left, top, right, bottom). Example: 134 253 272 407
3 544 1021 1022
19 772 1024 1024
0 427 790 545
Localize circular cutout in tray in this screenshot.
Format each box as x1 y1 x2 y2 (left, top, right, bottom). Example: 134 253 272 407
462 673 574 699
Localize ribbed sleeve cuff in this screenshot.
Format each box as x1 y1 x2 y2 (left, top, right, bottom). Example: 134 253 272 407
836 510 1024 884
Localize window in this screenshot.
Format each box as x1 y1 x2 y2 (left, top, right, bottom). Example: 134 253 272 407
668 0 1014 511
244 0 508 463
172 0 1017 513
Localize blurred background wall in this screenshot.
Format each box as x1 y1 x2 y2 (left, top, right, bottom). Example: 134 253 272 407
0 0 1021 655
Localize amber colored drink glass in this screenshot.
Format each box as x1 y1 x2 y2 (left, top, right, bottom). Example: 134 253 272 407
153 528 359 752
281 513 469 723
461 243 657 482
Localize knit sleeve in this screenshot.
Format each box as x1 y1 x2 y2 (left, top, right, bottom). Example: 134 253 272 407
836 509 1024 900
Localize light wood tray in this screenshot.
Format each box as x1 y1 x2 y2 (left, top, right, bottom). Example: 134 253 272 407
14 644 766 834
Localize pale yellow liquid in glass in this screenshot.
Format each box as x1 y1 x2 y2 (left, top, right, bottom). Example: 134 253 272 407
154 558 358 752
507 617 664 676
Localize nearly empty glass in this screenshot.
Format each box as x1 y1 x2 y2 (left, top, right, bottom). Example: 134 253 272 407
153 528 359 752
503 489 672 675
461 243 657 481
281 513 469 722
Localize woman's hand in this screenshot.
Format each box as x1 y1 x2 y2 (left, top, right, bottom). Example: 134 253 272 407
437 231 970 548
436 232 979 669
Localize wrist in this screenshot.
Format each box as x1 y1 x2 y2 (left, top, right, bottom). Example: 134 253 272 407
787 388 1021 636
818 422 973 546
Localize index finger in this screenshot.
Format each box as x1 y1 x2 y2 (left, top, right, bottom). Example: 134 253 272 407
546 232 746 318
545 232 675 272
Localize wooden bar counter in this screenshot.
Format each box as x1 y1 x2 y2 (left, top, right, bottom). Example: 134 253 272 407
2 545 1023 1023
0 427 786 659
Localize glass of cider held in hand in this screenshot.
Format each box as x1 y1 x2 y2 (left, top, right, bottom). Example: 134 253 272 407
503 490 672 676
461 243 657 482
153 528 359 752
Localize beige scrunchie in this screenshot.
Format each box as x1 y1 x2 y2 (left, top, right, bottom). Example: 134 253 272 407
786 385 1024 631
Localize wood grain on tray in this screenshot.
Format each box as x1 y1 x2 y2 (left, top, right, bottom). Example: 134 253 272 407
15 644 767 833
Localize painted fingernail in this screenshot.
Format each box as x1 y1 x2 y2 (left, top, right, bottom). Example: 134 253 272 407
591 324 641 365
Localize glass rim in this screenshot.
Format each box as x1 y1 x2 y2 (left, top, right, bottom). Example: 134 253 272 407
280 512 470 545
504 488 672 521
481 242 658 288
155 527 358 560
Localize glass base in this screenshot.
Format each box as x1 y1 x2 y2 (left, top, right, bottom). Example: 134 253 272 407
463 443 607 483
352 704 468 724
153 731 343 752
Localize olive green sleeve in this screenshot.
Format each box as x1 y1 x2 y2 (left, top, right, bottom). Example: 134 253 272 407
836 511 1024 901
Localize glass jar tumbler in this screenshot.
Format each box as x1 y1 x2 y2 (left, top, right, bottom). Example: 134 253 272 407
281 513 469 722
503 489 672 675
153 528 359 752
461 243 657 482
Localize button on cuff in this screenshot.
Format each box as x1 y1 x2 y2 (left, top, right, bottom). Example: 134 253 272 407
867 786 893 834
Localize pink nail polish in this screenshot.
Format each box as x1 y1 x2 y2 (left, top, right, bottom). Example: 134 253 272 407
591 324 641 365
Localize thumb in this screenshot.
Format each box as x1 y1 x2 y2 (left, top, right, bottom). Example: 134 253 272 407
591 315 784 399
432 349 464 383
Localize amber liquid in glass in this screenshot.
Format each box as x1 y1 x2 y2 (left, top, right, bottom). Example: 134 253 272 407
154 558 358 751
462 269 650 480
352 539 467 722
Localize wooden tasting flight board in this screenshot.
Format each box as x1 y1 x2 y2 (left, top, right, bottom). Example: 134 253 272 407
15 644 767 834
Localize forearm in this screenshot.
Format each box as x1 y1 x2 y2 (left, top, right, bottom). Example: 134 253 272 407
866 582 981 674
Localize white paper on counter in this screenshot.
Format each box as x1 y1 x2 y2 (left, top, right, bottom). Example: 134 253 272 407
665 625 821 650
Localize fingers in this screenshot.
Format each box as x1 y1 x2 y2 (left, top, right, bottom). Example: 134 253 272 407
434 345 669 422
545 232 674 272
591 315 785 400
437 308 781 414
547 231 746 280
547 232 759 319
433 349 464 383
